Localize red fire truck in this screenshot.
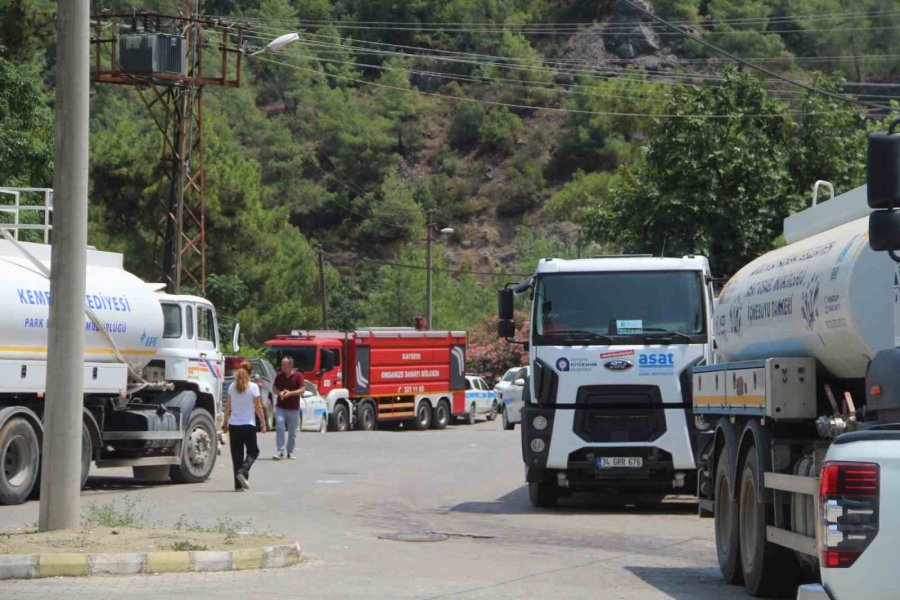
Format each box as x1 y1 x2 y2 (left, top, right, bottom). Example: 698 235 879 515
264 329 467 431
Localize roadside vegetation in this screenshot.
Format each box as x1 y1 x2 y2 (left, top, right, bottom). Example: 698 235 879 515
1 0 898 348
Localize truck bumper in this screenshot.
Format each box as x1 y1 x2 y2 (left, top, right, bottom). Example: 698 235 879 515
522 405 695 494
796 584 834 600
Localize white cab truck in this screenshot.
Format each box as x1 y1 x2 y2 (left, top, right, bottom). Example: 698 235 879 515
694 123 900 599
0 189 223 504
498 255 715 507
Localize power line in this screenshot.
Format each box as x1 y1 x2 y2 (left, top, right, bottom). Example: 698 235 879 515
220 12 900 35
358 256 529 278
208 9 900 28
256 55 860 118
247 28 892 101
620 0 893 113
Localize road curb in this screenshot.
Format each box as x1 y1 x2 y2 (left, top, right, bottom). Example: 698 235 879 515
0 542 301 580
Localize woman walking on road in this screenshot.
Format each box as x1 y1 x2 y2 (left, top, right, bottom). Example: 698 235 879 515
223 361 267 490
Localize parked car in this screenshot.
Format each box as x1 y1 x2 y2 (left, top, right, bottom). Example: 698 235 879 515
796 424 900 600
463 374 499 424
299 380 329 432
221 357 277 431
500 367 529 431
495 366 528 397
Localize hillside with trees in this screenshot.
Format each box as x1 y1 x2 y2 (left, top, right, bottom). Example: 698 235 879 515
1 0 898 347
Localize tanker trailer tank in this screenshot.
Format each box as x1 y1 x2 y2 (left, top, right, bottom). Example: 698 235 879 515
0 240 164 373
713 216 895 380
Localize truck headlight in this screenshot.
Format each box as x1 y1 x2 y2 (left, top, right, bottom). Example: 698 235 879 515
530 438 546 453
532 415 548 431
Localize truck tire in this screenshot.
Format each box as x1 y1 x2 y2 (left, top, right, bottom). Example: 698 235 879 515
715 448 742 584
170 410 217 484
738 451 799 598
415 401 432 431
357 402 376 431
486 400 498 421
432 400 450 430
501 406 515 431
133 465 171 482
0 417 40 505
80 422 92 491
465 403 477 425
330 404 350 432
528 480 558 508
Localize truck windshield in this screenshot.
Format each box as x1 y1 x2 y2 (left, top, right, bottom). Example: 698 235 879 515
267 345 318 372
533 271 706 346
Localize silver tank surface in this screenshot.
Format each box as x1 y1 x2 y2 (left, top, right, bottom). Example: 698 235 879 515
714 215 895 379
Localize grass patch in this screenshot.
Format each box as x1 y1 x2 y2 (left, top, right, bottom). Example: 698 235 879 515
82 496 147 528
174 516 248 545
168 540 209 552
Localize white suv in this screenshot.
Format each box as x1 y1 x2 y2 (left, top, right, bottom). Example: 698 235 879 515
499 366 529 431
797 425 900 600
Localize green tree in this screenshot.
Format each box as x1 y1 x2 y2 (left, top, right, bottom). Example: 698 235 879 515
584 68 875 276
0 56 52 187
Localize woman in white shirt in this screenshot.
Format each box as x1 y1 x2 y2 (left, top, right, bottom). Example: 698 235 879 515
223 361 267 491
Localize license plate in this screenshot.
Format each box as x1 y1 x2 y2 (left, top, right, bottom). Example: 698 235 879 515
597 456 643 469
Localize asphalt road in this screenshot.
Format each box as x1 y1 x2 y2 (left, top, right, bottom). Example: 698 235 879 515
0 419 753 600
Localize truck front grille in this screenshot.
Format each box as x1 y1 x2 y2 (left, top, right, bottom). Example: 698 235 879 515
573 385 666 443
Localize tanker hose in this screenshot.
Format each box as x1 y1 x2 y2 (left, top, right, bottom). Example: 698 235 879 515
0 228 150 386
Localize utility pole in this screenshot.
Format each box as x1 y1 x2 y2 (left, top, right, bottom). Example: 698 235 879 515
425 210 433 331
317 245 329 329
39 0 90 531
424 211 454 331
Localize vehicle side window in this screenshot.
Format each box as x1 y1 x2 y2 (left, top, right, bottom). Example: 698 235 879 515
185 305 194 340
517 368 527 381
466 379 473 390
334 350 341 367
197 306 217 347
162 303 182 338
479 378 488 390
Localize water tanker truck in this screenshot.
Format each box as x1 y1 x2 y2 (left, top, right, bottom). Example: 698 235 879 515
694 124 900 598
0 189 224 505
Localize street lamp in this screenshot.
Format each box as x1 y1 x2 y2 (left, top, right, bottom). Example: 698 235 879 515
249 32 300 56
426 211 453 330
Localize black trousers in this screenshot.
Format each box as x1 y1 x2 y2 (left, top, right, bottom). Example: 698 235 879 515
228 424 260 489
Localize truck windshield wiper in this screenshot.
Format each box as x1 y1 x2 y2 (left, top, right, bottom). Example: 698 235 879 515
638 327 693 343
548 329 615 344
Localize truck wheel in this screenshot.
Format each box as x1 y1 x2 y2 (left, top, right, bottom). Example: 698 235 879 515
486 401 498 421
528 480 558 508
738 451 799 598
0 417 40 505
331 404 350 432
432 400 450 430
80 422 92 491
357 403 376 431
170 410 217 484
501 407 515 431
715 449 742 584
465 403 477 425
415 401 432 431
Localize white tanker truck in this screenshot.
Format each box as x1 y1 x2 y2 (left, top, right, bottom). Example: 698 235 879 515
0 189 224 505
694 125 900 598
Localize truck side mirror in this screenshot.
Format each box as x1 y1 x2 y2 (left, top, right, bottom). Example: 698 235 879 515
868 120 900 259
498 288 514 321
232 323 241 354
497 319 515 338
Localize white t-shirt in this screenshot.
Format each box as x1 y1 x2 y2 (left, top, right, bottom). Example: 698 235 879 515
227 381 260 427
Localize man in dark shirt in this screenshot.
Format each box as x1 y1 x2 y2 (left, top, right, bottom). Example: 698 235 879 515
273 356 305 460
